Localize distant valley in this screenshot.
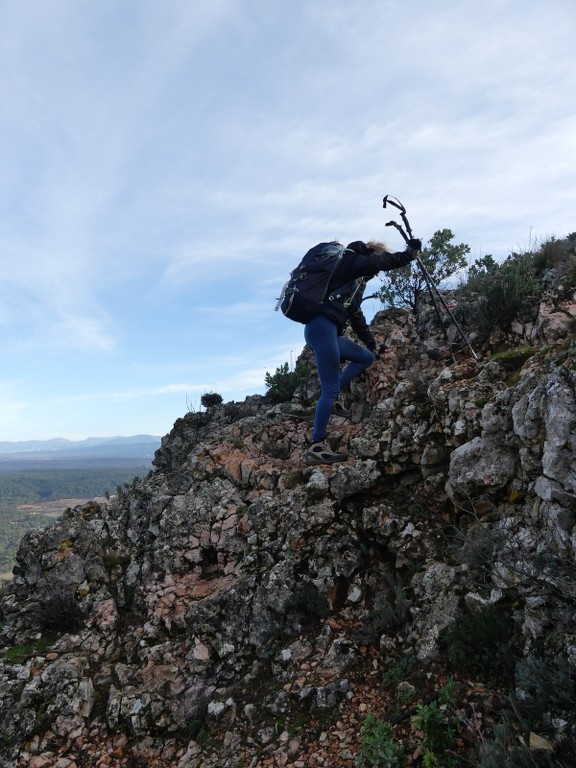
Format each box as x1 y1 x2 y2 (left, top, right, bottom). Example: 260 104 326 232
0 435 161 471
0 436 161 579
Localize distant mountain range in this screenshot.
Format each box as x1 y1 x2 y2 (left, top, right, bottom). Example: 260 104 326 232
0 435 161 471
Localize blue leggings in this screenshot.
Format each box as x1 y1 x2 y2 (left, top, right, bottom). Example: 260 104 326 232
304 314 374 443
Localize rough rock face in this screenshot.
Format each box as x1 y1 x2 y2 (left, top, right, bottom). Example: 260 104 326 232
1 287 575 768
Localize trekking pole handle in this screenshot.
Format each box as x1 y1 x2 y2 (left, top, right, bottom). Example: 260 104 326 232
385 220 410 244
383 195 414 240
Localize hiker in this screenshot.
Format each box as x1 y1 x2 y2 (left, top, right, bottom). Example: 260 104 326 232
304 238 421 466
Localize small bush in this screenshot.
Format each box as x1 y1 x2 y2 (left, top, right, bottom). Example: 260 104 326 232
455 523 505 579
438 678 458 708
358 712 406 767
200 392 223 409
512 656 576 721
439 605 516 683
265 362 311 402
531 236 576 279
383 656 419 687
413 701 455 756
357 586 411 644
30 585 84 633
474 720 560 768
459 252 540 335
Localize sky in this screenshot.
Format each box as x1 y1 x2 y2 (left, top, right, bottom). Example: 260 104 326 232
1 0 575 442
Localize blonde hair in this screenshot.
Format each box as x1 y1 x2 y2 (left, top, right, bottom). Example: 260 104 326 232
366 240 389 254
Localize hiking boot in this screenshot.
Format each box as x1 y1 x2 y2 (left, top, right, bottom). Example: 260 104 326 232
332 399 350 418
304 441 349 466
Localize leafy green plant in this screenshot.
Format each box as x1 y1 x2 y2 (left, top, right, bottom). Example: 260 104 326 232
376 229 469 311
413 701 455 755
383 656 418 687
264 361 311 402
357 713 406 767
438 678 458 708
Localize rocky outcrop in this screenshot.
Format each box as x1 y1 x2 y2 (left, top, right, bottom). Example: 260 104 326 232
1 287 575 768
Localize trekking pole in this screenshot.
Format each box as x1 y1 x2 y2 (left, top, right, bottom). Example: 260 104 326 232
383 206 455 360
382 196 480 362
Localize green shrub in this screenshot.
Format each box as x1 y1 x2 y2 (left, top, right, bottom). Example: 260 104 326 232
512 656 576 721
453 523 505 579
30 585 83 633
413 701 455 755
438 678 458 708
358 713 406 767
264 361 311 402
474 720 560 768
532 239 562 272
200 391 223 409
439 605 516 683
383 656 418 687
460 251 540 335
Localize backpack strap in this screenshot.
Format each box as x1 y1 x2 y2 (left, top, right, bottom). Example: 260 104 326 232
326 276 365 308
274 279 291 311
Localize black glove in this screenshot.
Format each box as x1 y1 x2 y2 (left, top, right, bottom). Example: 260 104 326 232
407 238 422 251
375 343 387 359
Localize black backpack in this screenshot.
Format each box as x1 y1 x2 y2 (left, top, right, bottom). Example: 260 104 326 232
275 241 346 324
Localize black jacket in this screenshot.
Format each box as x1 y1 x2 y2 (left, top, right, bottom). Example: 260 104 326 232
319 242 416 339
347 279 376 348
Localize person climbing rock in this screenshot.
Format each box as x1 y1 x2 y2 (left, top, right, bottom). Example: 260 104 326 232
304 238 421 466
